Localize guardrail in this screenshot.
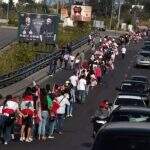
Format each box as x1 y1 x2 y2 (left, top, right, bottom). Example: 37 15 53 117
0 34 93 89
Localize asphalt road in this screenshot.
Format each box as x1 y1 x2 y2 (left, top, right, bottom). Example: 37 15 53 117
1 35 149 150
0 27 17 50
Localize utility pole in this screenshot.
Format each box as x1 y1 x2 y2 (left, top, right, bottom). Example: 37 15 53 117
109 0 114 29
115 0 124 30
117 1 121 30
6 0 9 20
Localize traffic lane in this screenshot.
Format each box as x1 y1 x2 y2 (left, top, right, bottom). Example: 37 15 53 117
0 28 17 49
0 42 144 150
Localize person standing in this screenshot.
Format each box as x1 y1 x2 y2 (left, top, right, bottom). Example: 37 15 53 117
1 95 22 145
63 53 70 69
68 54 75 70
67 85 76 117
121 46 126 59
77 75 87 104
38 88 52 140
20 87 34 142
56 93 70 134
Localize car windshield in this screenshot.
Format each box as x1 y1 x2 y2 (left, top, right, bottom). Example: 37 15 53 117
121 83 146 93
140 52 150 57
131 77 148 83
111 113 150 122
142 46 150 49
93 135 150 150
115 98 145 107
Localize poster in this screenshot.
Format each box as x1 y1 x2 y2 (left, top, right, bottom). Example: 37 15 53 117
18 13 59 44
71 5 92 22
93 20 104 28
61 8 69 21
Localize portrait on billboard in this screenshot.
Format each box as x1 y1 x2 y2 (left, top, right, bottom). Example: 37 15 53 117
71 5 92 22
18 13 58 44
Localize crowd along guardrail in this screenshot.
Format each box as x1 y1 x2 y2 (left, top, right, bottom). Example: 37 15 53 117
0 33 94 89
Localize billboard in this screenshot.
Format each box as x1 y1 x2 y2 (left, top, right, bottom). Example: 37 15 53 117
61 8 69 21
18 13 59 44
71 5 92 22
93 20 104 28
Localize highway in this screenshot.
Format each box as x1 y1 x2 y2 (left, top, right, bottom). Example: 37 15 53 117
0 27 17 50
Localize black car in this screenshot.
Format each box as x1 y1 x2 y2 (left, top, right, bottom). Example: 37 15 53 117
142 45 150 51
130 75 149 84
116 80 150 105
91 106 150 137
92 122 150 150
144 40 150 46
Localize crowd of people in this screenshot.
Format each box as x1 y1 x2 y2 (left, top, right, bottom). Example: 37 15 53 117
0 30 146 145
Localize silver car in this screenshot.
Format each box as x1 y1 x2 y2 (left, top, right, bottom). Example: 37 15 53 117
136 51 150 67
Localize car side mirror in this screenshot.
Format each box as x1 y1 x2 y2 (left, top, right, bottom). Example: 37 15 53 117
115 87 121 91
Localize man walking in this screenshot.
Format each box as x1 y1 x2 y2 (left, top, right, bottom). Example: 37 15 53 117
121 46 126 59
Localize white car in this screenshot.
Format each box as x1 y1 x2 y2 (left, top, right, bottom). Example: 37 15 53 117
112 94 146 110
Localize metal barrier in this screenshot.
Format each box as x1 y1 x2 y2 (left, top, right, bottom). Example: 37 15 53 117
0 34 92 89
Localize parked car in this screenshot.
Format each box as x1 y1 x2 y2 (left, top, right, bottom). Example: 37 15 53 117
92 122 150 150
130 75 149 84
136 50 150 67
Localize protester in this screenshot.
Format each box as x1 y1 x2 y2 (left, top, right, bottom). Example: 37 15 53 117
77 75 87 104
20 87 34 142
121 45 127 59
56 92 70 134
38 88 51 140
0 95 22 145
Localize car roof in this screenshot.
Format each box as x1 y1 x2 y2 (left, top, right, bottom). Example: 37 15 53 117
117 95 142 100
122 80 146 84
118 92 148 97
113 106 150 114
101 122 150 133
140 50 150 54
131 75 148 79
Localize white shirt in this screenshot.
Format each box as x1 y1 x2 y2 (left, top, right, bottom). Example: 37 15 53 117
69 55 75 62
121 47 126 54
0 106 3 114
69 75 78 87
77 78 87 91
57 95 70 114
64 54 70 60
4 100 19 111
